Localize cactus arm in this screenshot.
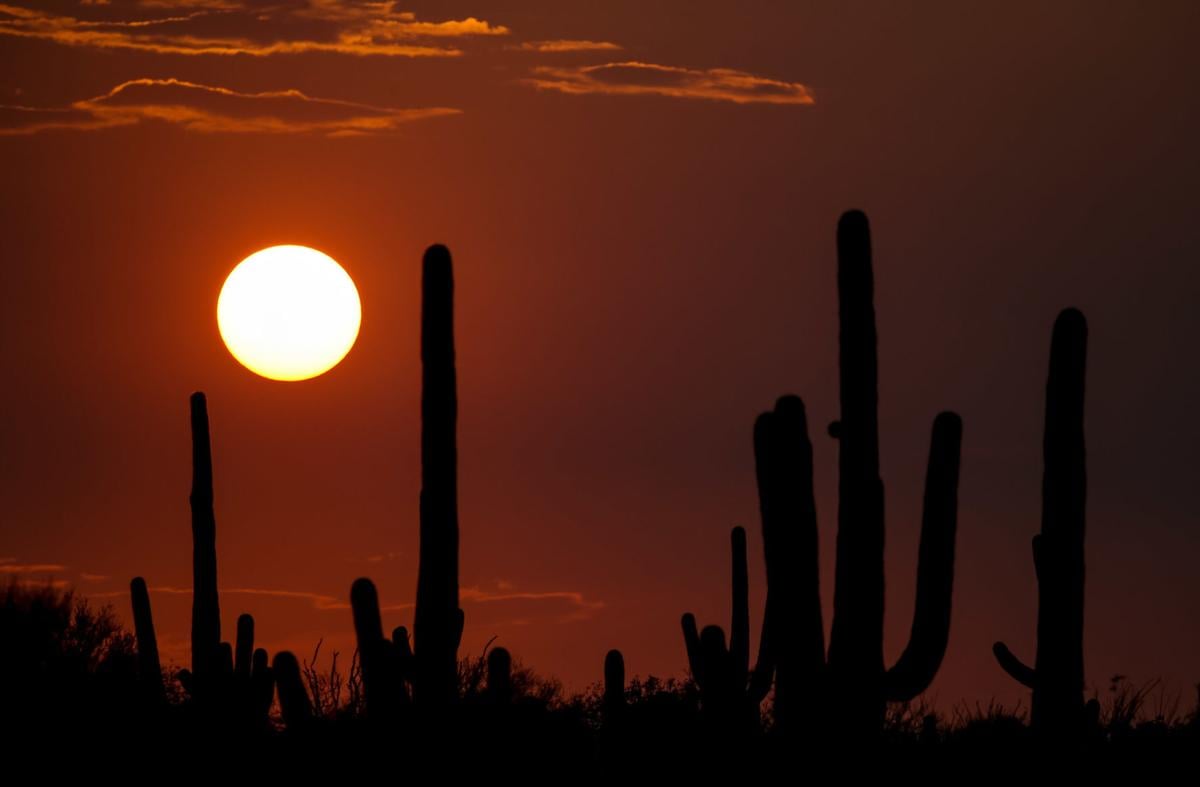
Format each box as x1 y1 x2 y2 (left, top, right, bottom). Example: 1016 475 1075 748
351 578 386 645
273 651 313 728
747 594 774 706
884 411 962 702
392 625 414 679
486 647 513 703
129 577 165 702
729 526 751 691
352 577 403 716
993 642 1037 688
234 614 254 680
251 647 274 720
604 649 625 711
189 392 220 678
681 612 704 686
217 642 234 676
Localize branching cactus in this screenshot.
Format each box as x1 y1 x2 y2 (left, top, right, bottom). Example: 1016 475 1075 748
413 244 466 708
178 392 274 729
992 308 1094 738
681 526 773 731
757 210 963 738
350 577 413 719
348 246 464 716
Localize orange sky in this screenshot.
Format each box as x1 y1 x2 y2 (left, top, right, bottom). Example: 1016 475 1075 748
3 0 1199 710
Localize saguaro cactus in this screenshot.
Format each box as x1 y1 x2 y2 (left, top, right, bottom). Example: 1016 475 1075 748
757 210 962 737
486 647 513 705
350 577 413 718
179 392 274 727
413 244 465 708
992 308 1091 737
273 651 314 730
681 526 773 730
603 649 626 720
190 391 221 678
129 576 165 704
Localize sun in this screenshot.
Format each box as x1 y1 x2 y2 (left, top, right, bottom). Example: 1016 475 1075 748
217 245 361 381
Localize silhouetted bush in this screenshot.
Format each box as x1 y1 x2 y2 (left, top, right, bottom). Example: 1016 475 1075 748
0 579 141 739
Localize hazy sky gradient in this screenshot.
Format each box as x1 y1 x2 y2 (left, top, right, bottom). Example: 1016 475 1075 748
2 0 1198 709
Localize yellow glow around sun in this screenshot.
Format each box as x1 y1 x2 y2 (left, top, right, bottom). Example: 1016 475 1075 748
217 245 361 381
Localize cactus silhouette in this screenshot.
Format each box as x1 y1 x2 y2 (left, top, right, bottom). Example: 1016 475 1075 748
175 392 274 729
992 308 1093 738
350 576 412 718
190 391 221 680
273 651 314 730
681 526 773 731
603 649 625 720
486 647 513 705
129 576 165 704
413 244 466 709
757 210 962 737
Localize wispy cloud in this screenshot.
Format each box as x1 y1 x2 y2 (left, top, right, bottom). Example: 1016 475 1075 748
462 586 605 623
0 78 460 136
138 1 242 8
92 580 604 623
0 562 68 574
0 2 508 57
80 573 111 581
377 585 605 624
525 61 815 105
511 39 621 53
94 584 350 609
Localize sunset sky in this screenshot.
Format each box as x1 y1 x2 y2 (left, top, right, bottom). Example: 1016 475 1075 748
2 1 1199 709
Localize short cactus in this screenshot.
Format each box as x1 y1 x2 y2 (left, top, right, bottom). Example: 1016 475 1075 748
350 576 413 718
681 526 773 731
129 576 165 705
603 649 626 721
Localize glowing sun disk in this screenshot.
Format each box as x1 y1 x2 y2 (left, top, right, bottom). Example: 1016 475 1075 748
217 245 361 381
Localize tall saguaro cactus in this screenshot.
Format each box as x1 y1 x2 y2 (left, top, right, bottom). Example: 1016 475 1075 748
413 244 465 708
190 391 221 679
180 392 275 727
757 210 963 737
993 308 1090 737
